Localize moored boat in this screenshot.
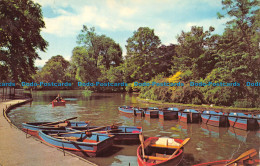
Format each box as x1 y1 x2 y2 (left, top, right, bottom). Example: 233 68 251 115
201 110 229 127
72 125 142 142
178 109 201 123
22 120 88 138
52 99 66 107
137 137 186 166
118 106 145 116
145 107 159 118
39 130 114 157
228 113 258 130
193 148 259 166
159 107 179 120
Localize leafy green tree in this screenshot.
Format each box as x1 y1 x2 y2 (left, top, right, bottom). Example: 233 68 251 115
214 0 260 106
0 0 48 82
71 46 100 83
34 55 69 89
77 25 123 69
125 27 161 82
175 26 218 80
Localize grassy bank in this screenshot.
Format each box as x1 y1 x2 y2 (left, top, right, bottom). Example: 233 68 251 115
137 97 260 113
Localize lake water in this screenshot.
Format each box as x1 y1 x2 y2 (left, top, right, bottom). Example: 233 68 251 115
8 90 260 166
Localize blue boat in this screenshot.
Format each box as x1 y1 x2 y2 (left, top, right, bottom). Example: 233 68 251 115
145 107 159 118
39 130 114 157
201 110 229 127
71 125 142 142
22 121 89 138
228 113 258 130
118 106 145 116
178 109 200 123
159 107 179 120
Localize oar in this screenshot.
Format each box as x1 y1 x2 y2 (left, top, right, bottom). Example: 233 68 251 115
139 133 146 160
168 138 190 158
225 149 257 166
49 126 107 136
39 117 77 126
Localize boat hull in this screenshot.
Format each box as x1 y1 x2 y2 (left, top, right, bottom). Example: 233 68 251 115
39 130 114 157
52 100 66 107
159 108 178 120
145 110 159 118
118 106 145 116
201 111 229 127
228 113 258 130
178 109 200 123
22 121 89 138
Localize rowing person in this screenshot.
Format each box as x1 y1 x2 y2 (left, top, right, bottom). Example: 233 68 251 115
55 94 63 102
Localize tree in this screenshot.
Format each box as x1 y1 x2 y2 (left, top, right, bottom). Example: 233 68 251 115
77 25 123 69
0 0 48 82
71 46 100 83
125 27 161 82
175 26 218 80
35 55 69 89
215 0 260 106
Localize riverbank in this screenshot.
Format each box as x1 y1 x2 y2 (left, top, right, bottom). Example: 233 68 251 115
137 97 260 113
0 99 97 166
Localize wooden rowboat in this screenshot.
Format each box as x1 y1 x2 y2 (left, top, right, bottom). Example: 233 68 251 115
178 109 201 123
118 106 145 116
193 149 259 166
52 99 66 107
201 110 229 127
137 137 184 166
72 125 142 143
22 120 88 138
39 130 114 157
159 107 179 120
228 113 258 130
145 107 159 118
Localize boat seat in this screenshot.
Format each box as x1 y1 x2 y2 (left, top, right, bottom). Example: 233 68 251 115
153 137 180 148
149 144 180 149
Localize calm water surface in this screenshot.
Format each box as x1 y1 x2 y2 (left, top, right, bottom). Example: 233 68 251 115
8 90 260 166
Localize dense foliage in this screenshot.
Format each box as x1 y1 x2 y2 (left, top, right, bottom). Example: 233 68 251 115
0 0 48 83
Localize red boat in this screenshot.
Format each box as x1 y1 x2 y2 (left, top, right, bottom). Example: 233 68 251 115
193 149 259 166
52 99 66 107
137 137 185 166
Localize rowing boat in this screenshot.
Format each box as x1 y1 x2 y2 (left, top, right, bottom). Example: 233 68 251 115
159 107 179 120
228 113 258 130
22 121 89 138
178 109 201 123
39 130 114 157
201 110 229 127
72 125 142 143
118 106 145 116
193 149 259 166
137 137 184 166
145 107 159 118
52 99 66 107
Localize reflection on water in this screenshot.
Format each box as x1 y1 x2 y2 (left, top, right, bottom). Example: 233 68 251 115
8 90 260 166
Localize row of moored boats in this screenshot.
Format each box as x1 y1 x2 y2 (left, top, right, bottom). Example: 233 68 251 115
118 106 260 131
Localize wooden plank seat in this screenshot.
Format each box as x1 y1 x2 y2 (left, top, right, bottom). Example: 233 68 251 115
149 144 180 149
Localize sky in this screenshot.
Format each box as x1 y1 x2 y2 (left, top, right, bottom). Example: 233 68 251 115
33 0 229 67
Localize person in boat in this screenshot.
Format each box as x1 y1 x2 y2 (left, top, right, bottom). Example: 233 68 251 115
55 94 62 102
